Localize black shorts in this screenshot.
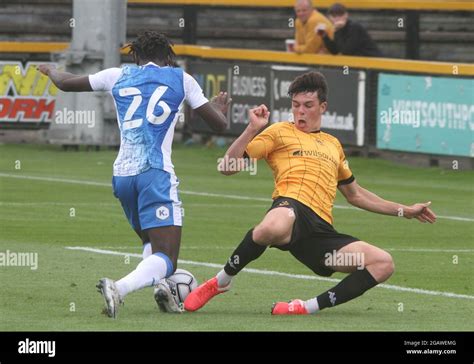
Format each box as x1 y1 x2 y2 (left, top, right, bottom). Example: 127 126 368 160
269 196 359 277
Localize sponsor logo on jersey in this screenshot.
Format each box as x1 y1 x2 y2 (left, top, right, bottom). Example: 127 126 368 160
292 149 337 166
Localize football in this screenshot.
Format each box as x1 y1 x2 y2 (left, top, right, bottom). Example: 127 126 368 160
165 269 198 305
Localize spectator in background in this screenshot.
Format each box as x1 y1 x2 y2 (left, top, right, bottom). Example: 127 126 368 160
294 0 334 54
318 3 382 57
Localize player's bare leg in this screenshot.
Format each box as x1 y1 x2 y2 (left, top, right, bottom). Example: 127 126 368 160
329 241 395 281
184 207 295 312
272 241 394 315
252 207 296 246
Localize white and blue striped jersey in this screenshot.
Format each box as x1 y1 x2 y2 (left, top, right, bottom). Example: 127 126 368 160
89 62 208 176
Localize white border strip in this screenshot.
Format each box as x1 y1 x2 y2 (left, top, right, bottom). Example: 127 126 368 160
66 246 474 301
1 173 472 222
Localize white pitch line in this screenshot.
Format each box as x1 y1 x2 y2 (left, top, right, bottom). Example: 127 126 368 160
1 173 473 222
386 248 474 253
77 245 474 253
65 246 474 301
0 202 118 207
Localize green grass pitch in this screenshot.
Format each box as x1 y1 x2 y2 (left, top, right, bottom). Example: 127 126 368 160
0 144 473 331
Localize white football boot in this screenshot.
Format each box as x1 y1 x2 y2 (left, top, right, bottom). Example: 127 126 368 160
154 280 183 313
96 278 122 319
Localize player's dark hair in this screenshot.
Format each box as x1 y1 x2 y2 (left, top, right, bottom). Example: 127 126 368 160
288 71 328 103
328 3 347 16
127 31 177 66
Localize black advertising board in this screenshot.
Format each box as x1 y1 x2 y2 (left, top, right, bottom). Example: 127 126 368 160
317 68 365 146
187 61 365 145
228 64 272 135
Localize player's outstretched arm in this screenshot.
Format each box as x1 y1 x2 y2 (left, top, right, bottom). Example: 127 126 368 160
38 64 93 92
218 104 269 175
195 92 231 132
338 180 436 223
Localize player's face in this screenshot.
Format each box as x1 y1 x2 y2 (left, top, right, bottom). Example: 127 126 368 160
291 92 327 133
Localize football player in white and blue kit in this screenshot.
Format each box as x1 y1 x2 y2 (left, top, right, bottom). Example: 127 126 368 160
38 31 229 318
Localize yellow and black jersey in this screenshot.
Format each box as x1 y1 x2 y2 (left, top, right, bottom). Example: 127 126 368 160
246 121 354 225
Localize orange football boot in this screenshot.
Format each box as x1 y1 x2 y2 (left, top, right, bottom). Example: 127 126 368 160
271 299 309 315
184 277 230 312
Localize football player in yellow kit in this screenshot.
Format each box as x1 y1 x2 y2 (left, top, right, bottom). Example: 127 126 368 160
185 71 436 315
